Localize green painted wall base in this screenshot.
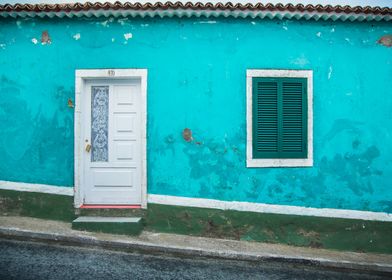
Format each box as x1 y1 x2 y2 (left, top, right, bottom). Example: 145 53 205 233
146 204 392 254
72 216 143 236
0 189 75 222
1 189 392 254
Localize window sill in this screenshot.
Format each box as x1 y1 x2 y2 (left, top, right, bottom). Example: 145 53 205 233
246 158 313 168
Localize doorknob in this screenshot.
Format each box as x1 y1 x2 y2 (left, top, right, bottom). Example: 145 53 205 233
85 143 91 153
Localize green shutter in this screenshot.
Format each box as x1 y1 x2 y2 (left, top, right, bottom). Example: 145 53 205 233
252 77 307 159
252 78 279 158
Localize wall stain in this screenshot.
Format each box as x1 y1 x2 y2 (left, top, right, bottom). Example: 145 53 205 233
323 119 363 143
0 82 73 186
182 129 246 199
158 123 384 208
378 201 392 213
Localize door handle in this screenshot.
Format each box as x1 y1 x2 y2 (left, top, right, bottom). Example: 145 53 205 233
85 144 91 153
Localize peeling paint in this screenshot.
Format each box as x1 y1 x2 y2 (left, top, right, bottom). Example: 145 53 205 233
327 66 333 80
291 54 309 66
41 30 51 45
67 98 74 108
195 21 217 24
123 33 133 40
377 34 392 47
117 18 128 26
99 20 109 27
72 33 81 40
182 128 193 142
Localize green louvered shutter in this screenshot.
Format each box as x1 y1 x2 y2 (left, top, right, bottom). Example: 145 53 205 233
252 77 307 159
252 78 279 158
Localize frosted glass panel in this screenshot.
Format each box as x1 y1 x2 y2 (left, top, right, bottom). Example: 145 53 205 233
91 86 109 162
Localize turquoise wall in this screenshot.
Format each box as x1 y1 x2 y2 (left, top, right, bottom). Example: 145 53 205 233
0 17 391 213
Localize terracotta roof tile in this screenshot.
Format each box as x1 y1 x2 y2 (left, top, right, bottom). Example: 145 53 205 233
0 2 391 21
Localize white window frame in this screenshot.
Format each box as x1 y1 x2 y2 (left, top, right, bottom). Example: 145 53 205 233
246 69 313 168
74 69 148 208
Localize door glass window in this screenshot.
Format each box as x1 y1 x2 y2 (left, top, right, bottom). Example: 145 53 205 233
91 86 109 162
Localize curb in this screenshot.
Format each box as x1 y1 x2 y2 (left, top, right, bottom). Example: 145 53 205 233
1 227 392 275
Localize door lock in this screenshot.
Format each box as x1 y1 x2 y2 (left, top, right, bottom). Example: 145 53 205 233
85 144 91 153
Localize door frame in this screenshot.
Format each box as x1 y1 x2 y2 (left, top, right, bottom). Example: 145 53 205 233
74 69 148 209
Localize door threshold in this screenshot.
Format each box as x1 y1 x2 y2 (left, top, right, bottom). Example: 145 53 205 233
80 205 142 209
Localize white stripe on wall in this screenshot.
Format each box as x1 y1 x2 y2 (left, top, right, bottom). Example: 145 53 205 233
0 180 73 196
1 180 391 222
148 194 392 222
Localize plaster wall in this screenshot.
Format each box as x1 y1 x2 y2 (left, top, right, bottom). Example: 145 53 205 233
0 17 391 213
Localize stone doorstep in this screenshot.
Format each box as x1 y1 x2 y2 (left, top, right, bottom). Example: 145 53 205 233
75 208 146 217
72 216 143 236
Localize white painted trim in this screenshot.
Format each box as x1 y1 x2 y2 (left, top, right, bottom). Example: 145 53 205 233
74 68 148 208
148 194 392 222
246 69 313 168
0 180 73 196
140 70 148 209
2 180 391 222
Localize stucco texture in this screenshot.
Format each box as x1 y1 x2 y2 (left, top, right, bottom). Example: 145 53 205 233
0 17 391 213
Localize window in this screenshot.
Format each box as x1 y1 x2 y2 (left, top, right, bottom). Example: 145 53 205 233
246 70 313 167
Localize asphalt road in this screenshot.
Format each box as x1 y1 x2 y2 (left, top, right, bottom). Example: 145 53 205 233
0 239 390 280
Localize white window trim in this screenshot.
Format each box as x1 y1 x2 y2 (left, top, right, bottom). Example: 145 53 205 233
246 69 313 168
74 68 148 208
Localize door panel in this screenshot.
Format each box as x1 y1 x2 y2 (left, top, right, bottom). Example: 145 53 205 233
114 141 135 161
82 80 142 205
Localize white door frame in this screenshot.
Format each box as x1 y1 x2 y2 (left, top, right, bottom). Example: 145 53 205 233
74 69 148 208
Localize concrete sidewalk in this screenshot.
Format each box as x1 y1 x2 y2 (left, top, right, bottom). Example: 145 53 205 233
0 216 391 274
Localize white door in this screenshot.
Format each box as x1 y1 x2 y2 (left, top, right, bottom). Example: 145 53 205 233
81 79 142 205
